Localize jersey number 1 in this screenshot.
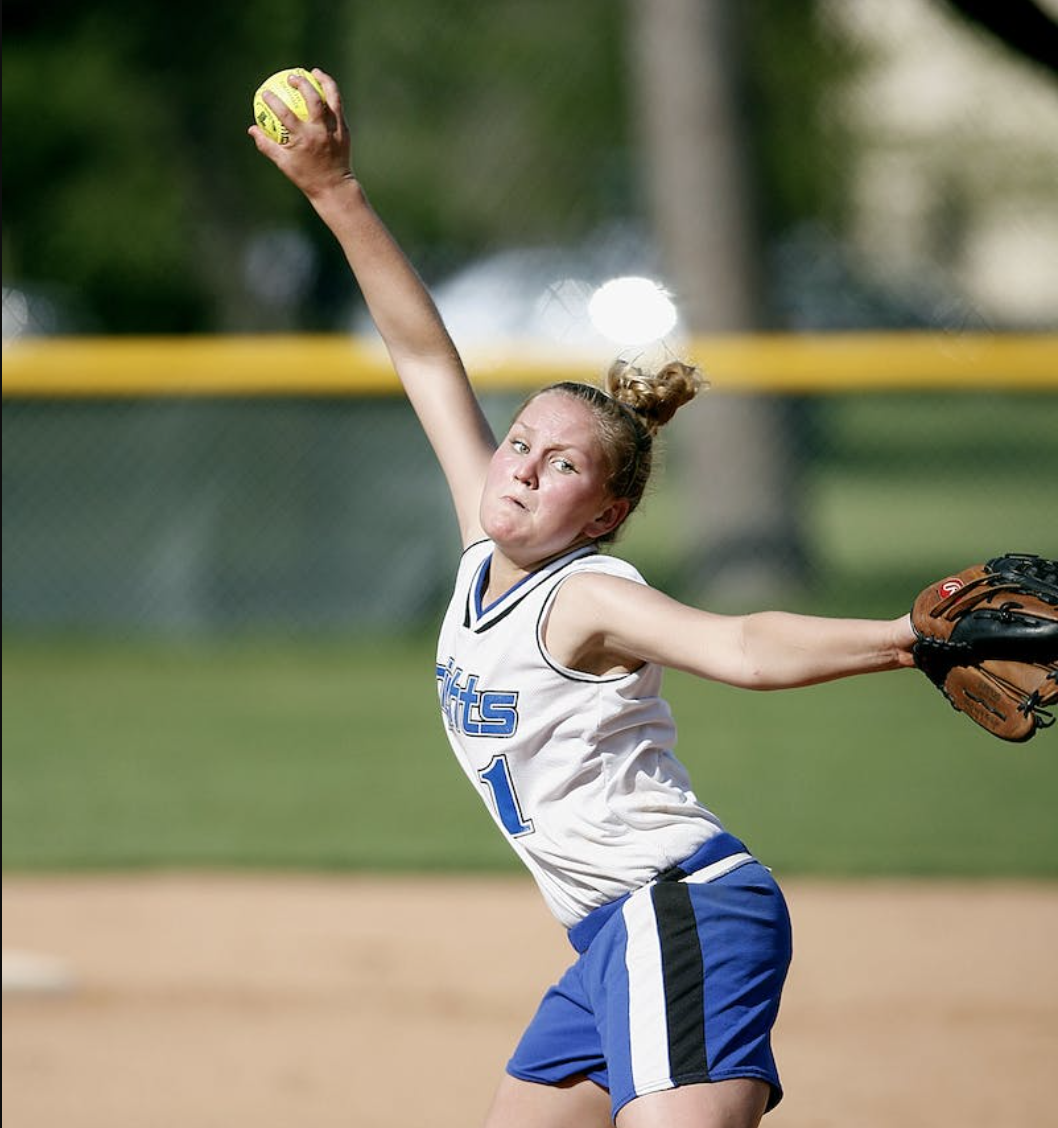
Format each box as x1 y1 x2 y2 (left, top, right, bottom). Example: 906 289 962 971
478 754 534 838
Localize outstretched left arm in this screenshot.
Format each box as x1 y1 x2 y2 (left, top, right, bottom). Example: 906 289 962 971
547 573 916 688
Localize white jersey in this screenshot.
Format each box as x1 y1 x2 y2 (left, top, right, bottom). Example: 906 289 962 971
435 539 725 928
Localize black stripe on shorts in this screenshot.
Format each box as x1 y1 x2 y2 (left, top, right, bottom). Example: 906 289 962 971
650 879 709 1083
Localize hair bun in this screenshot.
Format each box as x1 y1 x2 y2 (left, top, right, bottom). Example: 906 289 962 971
604 358 706 436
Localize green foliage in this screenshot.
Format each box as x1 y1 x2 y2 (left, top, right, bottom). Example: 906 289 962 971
4 0 858 332
742 0 862 235
3 0 343 331
345 0 628 256
4 36 202 329
4 634 1056 876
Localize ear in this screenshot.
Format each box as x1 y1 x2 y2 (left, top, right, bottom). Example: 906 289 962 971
583 498 631 540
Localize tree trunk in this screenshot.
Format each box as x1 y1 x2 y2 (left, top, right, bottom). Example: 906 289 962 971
626 0 805 606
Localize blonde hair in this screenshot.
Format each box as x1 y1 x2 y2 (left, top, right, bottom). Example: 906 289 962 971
520 358 705 543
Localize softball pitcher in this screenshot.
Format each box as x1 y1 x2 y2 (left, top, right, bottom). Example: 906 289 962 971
251 69 919 1128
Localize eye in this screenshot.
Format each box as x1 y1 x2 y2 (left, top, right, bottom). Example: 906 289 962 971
510 437 529 454
551 457 576 474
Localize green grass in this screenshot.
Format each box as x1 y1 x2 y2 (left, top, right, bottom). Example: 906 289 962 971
4 634 1057 877
1 635 509 873
667 669 1058 876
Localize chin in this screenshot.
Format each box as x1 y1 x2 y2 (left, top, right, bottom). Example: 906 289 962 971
482 526 540 568
488 530 530 557
482 509 523 544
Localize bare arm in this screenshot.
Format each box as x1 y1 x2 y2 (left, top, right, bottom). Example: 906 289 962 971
248 68 494 545
547 573 916 688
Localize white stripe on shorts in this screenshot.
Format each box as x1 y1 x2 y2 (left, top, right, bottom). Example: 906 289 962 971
622 851 755 1096
683 851 754 886
623 884 674 1096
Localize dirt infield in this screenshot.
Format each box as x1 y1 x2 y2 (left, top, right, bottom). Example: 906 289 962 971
3 874 1056 1128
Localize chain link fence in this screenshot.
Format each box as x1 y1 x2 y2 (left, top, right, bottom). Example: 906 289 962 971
3 376 1055 633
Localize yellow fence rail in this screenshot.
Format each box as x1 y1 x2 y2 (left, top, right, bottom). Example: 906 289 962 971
2 332 1056 397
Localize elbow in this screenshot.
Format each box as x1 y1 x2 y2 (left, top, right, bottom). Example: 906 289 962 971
726 661 786 691
741 672 791 692
733 657 824 692
732 618 782 689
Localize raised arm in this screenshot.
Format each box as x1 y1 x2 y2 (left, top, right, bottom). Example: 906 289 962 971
248 68 494 545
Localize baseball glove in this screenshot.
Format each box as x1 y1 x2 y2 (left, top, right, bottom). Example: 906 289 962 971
911 553 1057 742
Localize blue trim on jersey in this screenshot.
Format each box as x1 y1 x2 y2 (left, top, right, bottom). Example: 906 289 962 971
466 543 599 633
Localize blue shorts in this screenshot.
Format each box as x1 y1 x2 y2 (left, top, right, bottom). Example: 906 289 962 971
507 834 792 1120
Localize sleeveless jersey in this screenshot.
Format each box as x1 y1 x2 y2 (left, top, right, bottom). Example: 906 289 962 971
435 539 725 928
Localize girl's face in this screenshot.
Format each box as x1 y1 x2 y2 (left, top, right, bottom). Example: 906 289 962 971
480 391 629 568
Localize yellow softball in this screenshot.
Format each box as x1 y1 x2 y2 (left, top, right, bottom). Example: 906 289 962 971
253 68 325 144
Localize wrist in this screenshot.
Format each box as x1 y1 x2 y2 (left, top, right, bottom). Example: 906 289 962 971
306 169 361 207
890 613 917 668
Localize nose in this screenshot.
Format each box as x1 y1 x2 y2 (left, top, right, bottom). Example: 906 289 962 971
513 454 538 488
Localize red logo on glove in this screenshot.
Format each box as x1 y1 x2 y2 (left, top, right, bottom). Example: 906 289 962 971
939 578 964 598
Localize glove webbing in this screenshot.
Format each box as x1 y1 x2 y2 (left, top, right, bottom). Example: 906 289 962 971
987 553 1058 597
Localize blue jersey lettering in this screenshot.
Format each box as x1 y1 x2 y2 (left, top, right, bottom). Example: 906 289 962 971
436 658 519 737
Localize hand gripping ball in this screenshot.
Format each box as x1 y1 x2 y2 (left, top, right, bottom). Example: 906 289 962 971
253 68 325 144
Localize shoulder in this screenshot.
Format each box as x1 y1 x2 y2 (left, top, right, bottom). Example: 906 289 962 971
564 551 647 586
548 564 733 674
552 566 654 620
544 564 663 676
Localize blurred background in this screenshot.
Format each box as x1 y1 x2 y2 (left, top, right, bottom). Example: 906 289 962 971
3 0 1057 874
